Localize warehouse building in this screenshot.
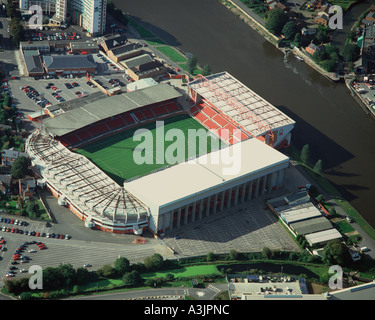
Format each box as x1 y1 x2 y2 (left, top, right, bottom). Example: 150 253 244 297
43 54 97 76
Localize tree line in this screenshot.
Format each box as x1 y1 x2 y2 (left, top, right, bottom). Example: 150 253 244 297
265 8 360 72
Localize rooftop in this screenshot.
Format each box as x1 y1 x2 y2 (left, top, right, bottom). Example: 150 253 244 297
188 72 295 136
42 83 182 137
125 138 289 210
305 228 342 245
289 216 333 235
43 55 97 70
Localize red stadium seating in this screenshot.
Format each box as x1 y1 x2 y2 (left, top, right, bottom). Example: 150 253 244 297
107 117 126 129
152 105 168 116
203 119 220 131
134 111 145 122
165 102 180 112
202 106 217 118
76 129 91 141
212 114 228 127
65 134 80 145
123 114 135 125
142 109 155 120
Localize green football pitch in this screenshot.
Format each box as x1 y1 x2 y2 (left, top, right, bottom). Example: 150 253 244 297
74 114 225 185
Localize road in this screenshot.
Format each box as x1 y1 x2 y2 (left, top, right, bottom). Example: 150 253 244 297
68 283 227 300
0 7 18 79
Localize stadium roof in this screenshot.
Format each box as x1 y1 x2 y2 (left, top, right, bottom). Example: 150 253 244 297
125 138 289 212
42 83 182 137
26 131 148 225
188 72 295 136
289 216 333 236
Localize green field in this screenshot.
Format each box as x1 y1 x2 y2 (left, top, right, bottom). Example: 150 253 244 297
141 265 222 279
74 115 224 185
155 46 188 63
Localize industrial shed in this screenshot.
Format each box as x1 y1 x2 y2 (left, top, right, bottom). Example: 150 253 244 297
289 216 333 236
305 229 343 247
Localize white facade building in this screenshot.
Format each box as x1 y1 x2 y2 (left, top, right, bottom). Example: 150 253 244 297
20 0 107 35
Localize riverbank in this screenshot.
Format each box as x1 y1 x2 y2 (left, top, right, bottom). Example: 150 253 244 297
221 0 341 82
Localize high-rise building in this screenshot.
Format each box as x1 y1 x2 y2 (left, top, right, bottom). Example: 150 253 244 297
19 0 107 35
68 0 107 35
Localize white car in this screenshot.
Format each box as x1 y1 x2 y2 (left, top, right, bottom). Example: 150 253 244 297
28 249 36 253
20 269 27 273
361 247 370 253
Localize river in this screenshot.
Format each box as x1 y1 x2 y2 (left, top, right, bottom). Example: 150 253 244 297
114 0 375 228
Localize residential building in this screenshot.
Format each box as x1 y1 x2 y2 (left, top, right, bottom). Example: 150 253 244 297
314 12 329 27
68 0 107 35
1 149 28 166
98 34 128 53
127 60 167 81
305 43 323 56
20 0 107 35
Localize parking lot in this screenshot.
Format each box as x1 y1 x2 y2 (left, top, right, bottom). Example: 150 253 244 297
351 81 375 112
1 235 161 280
164 199 300 257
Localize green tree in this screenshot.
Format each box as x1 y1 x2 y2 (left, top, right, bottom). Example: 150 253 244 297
6 4 16 18
10 156 29 179
315 28 329 43
97 264 116 278
187 54 198 75
313 48 328 62
26 201 38 216
265 9 287 36
58 263 76 287
122 270 141 286
76 267 92 285
151 253 164 270
228 249 238 260
316 194 325 203
293 32 302 47
165 273 175 281
262 247 272 259
342 44 360 62
322 239 349 265
206 251 215 261
282 21 297 41
0 109 8 124
300 144 310 165
43 267 64 291
320 59 336 72
314 159 323 174
3 94 11 107
114 257 130 276
202 64 212 76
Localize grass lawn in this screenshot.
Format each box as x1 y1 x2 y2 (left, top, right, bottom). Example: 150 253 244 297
74 115 224 185
155 46 188 63
128 18 155 38
141 265 222 279
334 199 375 240
335 219 355 234
145 38 165 46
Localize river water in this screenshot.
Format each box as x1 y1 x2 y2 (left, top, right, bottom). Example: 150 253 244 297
114 0 375 228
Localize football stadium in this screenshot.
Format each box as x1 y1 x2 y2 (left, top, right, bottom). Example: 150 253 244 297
26 72 296 235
